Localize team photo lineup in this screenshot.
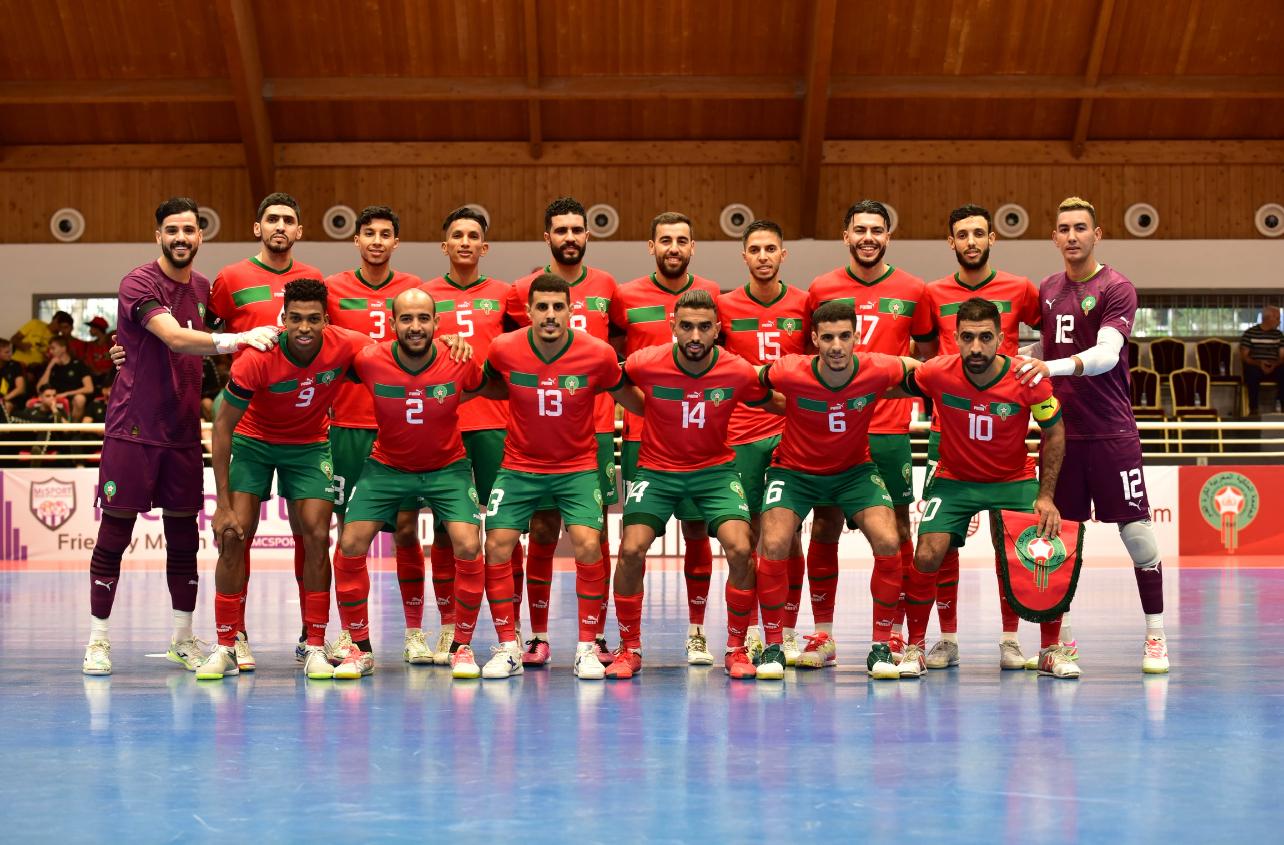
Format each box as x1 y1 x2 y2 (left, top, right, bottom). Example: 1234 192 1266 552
83 191 1171 684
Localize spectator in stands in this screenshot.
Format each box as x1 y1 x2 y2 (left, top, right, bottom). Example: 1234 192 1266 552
0 338 27 412
86 370 113 424
1240 304 1284 415
37 336 94 421
73 316 115 383
11 310 73 369
19 384 70 466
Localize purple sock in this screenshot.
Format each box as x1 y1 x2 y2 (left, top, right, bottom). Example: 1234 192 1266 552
163 515 199 613
89 513 136 620
1134 562 1164 615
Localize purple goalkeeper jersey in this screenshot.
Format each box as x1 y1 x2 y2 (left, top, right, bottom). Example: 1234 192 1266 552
105 260 210 447
1038 264 1138 440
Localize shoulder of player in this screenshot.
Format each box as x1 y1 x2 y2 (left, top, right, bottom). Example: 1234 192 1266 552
888 266 926 289
323 269 356 286
693 275 721 295
291 261 324 278
624 342 671 370
713 347 758 378
1098 265 1137 291
585 266 618 287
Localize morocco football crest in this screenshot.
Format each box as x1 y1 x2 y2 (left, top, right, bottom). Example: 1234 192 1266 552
995 509 1084 622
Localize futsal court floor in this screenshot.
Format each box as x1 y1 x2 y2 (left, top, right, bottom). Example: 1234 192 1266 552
3 555 1279 843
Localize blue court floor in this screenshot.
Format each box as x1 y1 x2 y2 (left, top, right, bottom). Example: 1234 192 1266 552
3 561 1281 843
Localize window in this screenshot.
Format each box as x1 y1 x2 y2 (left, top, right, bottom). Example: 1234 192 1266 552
34 296 117 340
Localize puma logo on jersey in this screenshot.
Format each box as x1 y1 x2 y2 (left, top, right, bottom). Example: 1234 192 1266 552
860 302 874 310
973 403 988 412
1128 500 1143 509
540 377 556 387
409 388 424 397
1120 317 1131 328
93 580 113 591
1045 299 1056 309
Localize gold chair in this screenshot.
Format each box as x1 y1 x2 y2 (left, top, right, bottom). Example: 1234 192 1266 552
1169 367 1221 453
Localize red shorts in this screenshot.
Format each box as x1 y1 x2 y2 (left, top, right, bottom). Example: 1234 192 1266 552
97 437 204 513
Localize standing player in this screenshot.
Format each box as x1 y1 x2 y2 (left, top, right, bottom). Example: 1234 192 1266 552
610 212 723 666
196 280 367 681
718 219 811 664
756 302 917 679
804 200 926 669
900 298 1072 678
206 192 323 669
610 289 774 680
1015 197 1170 674
83 197 277 675
506 197 619 665
324 206 429 664
912 204 1043 670
329 289 484 679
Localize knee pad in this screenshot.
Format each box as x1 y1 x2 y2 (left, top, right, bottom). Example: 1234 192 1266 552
1119 519 1161 570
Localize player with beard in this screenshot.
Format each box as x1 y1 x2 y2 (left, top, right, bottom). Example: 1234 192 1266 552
911 205 1043 670
506 197 619 666
609 212 725 667
206 192 323 671
803 200 926 670
1014 197 1170 674
82 197 278 676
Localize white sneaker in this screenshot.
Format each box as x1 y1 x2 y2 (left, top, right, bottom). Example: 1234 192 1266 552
782 630 802 666
898 644 927 678
295 638 332 664
166 636 209 671
451 644 481 679
82 640 112 676
1038 644 1082 679
796 632 837 669
433 624 455 666
195 646 239 680
866 642 900 680
686 630 715 666
999 639 1027 670
1142 637 1170 674
482 641 524 679
573 642 606 680
234 632 256 672
303 645 335 680
746 626 766 664
404 629 433 664
333 647 374 680
925 639 959 669
331 631 358 666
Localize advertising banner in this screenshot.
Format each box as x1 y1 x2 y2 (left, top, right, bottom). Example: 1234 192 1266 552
1179 465 1284 556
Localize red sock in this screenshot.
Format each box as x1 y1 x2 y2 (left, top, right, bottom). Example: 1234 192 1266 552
614 590 643 649
395 544 426 629
510 542 525 630
485 561 517 643
684 538 713 625
575 558 607 642
782 553 805 629
904 564 938 647
293 535 307 626
596 537 612 636
747 552 760 628
215 592 241 647
936 547 960 634
807 540 839 625
726 583 755 648
756 556 789 645
1040 616 1063 649
452 555 485 645
333 550 370 642
429 542 456 625
303 590 329 646
897 539 914 628
996 556 1020 632
870 553 901 642
526 541 557 633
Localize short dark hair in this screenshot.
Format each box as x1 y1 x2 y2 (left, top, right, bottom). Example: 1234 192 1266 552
544 197 586 231
527 273 571 304
48 336 69 350
955 296 1001 330
155 197 199 227
356 205 399 237
651 211 693 240
283 278 329 312
843 200 891 230
742 219 783 246
52 311 74 325
442 206 489 234
674 288 717 316
811 301 857 330
948 204 992 236
257 192 301 222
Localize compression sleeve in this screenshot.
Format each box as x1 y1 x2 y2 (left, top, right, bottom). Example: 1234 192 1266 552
1045 326 1124 377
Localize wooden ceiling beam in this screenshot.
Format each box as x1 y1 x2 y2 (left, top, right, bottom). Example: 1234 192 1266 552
1071 0 1119 157
522 0 543 159
0 79 234 105
798 0 838 238
214 0 274 201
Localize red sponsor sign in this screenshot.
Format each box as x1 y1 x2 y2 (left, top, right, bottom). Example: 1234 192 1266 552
1179 465 1284 555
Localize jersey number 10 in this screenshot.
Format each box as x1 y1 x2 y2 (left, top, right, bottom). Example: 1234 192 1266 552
967 412 993 441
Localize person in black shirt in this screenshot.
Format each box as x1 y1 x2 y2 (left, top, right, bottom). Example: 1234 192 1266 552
37 336 94 421
0 338 27 413
1240 305 1284 415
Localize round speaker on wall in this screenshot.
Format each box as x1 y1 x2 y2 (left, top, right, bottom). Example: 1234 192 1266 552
322 205 357 240
586 204 619 238
197 206 221 241
884 203 899 234
50 208 86 243
994 203 1029 238
1254 203 1284 238
719 203 754 238
1124 203 1160 238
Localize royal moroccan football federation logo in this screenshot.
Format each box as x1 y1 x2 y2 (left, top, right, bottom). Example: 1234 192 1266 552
1014 526 1068 592
993 402 1015 419
730 480 745 499
710 389 726 406
1081 295 1097 315
564 376 581 395
320 460 334 480
1199 471 1259 553
593 489 603 506
31 478 76 530
433 385 450 404
102 480 117 501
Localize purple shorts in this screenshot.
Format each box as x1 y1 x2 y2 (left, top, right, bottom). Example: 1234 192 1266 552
1053 436 1150 524
97 437 204 513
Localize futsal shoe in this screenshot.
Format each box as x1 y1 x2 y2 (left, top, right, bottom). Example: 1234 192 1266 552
925 639 960 669
302 645 335 680
573 643 606 680
194 646 240 681
522 637 551 667
234 632 256 672
404 629 433 664
82 640 112 676
796 632 837 669
686 630 715 666
166 635 209 671
1038 645 1081 679
433 625 456 665
334 644 375 679
296 637 333 664
330 632 359 666
1063 638 1080 661
593 636 615 666
898 644 927 678
1142 637 1170 674
746 626 766 664
999 639 1028 670
888 631 906 662
756 644 786 680
482 642 524 679
866 642 900 679
451 644 481 680
782 630 802 666
604 648 643 679
724 647 758 679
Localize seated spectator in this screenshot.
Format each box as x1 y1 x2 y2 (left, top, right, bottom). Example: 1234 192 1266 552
36 336 94 421
11 310 73 369
72 316 115 382
1240 304 1284 415
18 385 70 466
0 338 26 413
85 370 114 424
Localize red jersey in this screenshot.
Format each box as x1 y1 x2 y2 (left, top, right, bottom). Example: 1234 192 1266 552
209 256 323 334
507 265 618 434
71 338 113 375
419 274 512 432
352 339 482 472
625 344 768 472
484 329 623 474
764 353 906 474
806 264 925 434
718 282 811 445
913 270 1042 356
224 325 369 445
326 268 425 429
610 273 722 441
906 354 1061 483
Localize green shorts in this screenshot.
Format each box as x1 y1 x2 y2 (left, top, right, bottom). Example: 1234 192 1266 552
346 458 480 527
485 469 604 532
229 434 335 502
732 435 780 516
869 433 914 506
462 429 507 501
926 429 941 487
762 463 893 524
918 476 1038 548
622 462 750 535
536 432 618 511
622 439 702 522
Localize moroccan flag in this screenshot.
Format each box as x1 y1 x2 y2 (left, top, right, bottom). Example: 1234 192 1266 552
994 510 1085 622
